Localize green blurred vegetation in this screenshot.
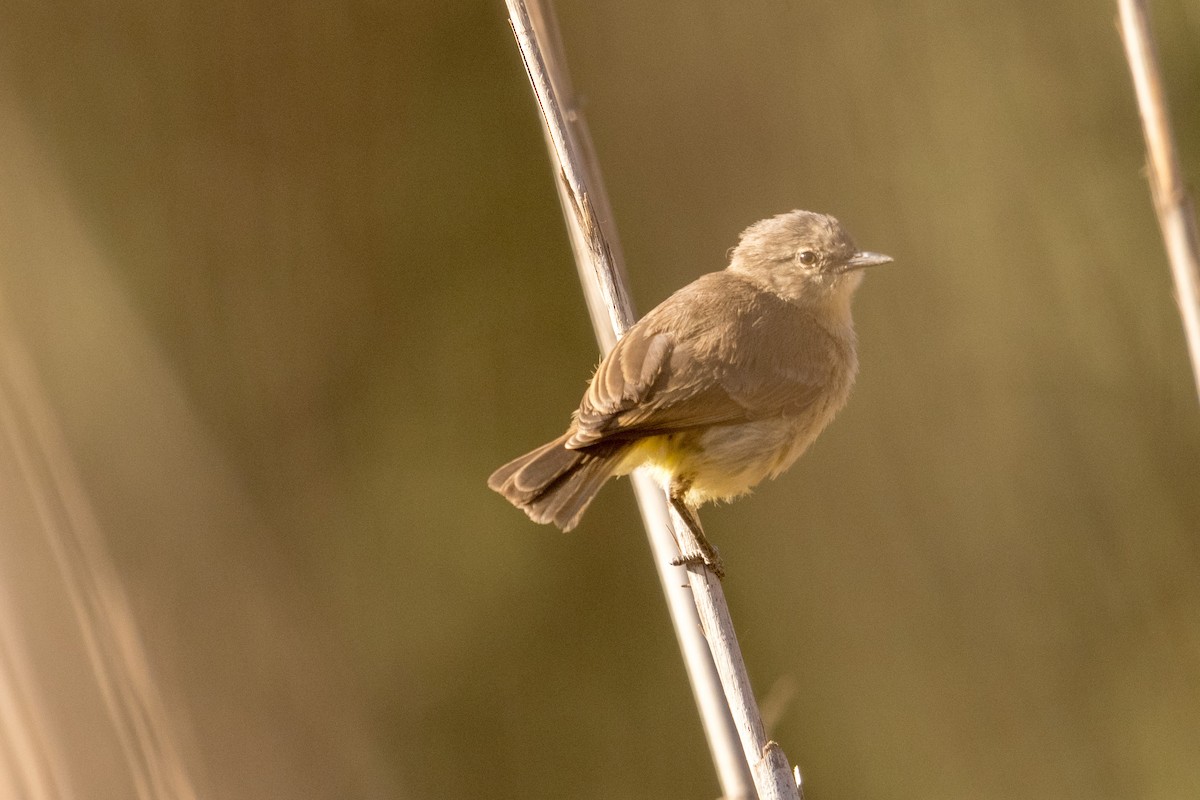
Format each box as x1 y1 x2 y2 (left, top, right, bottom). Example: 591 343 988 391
0 1 1198 798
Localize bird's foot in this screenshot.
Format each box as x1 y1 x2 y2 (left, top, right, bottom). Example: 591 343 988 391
670 549 726 580
667 495 725 579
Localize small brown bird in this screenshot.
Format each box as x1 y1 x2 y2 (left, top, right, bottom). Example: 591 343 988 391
489 210 891 567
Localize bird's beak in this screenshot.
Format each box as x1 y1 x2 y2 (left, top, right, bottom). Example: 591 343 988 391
841 251 894 272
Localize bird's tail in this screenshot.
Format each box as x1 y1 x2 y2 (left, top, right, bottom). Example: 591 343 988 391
487 432 625 531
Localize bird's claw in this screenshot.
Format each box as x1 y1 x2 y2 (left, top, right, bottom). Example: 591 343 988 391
671 549 726 580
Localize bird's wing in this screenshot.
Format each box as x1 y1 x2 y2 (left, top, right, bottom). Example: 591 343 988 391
567 274 833 448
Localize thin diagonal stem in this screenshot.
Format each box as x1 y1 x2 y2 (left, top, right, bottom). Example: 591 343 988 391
1119 0 1200 401
504 2 804 798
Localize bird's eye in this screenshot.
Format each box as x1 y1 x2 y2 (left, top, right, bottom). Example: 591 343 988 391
797 251 817 266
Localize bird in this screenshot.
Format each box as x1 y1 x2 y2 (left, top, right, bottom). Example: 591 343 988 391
488 209 891 572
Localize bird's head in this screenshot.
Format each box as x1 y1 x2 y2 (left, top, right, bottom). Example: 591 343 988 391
728 210 892 312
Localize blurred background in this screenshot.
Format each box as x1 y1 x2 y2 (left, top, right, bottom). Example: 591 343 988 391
0 1 1197 798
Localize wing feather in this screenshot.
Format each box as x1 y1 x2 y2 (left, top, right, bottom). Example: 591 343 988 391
567 272 839 448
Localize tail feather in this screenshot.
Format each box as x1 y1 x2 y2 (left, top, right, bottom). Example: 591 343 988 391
529 452 617 529
488 433 574 503
488 432 624 530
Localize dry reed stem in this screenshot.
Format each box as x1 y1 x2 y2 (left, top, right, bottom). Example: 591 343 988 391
505 2 806 797
1119 0 1200 401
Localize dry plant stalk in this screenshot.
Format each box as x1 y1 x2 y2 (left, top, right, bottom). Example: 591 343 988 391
1118 0 1200 401
504 1 804 797
0 319 198 800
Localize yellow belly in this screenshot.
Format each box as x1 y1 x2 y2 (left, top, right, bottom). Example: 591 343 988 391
616 409 838 506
